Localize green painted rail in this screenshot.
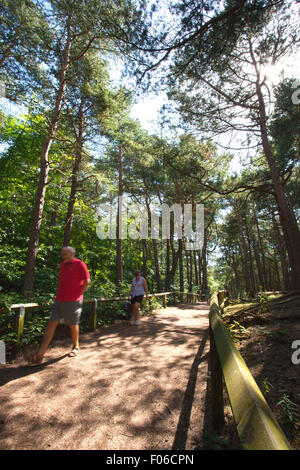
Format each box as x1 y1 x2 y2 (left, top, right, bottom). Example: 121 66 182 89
209 292 291 450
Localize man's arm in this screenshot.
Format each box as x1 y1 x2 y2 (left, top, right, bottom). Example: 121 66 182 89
82 277 91 294
80 261 91 294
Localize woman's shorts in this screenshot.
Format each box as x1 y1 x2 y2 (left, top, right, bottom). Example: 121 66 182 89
49 300 83 325
131 295 144 304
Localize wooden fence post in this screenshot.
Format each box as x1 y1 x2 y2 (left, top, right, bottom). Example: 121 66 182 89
217 290 228 306
163 294 167 308
90 299 98 331
209 323 225 431
15 304 25 353
149 296 153 314
173 293 176 305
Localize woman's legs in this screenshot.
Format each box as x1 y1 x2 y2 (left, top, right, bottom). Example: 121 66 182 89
131 301 140 324
134 301 140 322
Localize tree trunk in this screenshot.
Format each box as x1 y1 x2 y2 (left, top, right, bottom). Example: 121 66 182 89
197 249 202 288
169 233 182 288
252 237 264 290
164 239 171 290
188 249 193 291
236 211 251 295
145 192 162 292
179 240 184 302
273 253 281 291
253 58 300 289
201 249 208 295
253 209 269 290
116 144 123 286
23 23 72 296
272 212 291 290
152 238 162 292
194 250 198 287
244 219 256 295
63 97 85 246
200 234 208 296
185 248 190 291
166 183 183 288
142 238 148 278
232 253 241 298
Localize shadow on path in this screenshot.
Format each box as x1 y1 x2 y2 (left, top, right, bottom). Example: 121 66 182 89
172 330 209 450
0 354 69 387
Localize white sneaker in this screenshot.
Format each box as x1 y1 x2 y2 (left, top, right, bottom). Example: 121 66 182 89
135 320 140 326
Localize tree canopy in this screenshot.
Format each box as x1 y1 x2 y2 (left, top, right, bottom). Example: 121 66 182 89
0 0 299 304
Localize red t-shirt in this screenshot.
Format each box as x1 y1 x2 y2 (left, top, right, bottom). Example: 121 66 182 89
55 258 90 302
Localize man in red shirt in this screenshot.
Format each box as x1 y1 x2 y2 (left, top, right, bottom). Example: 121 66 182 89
31 246 90 365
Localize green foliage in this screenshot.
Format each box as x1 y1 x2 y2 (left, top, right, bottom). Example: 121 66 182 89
227 320 249 342
258 290 269 313
1 0 298 359
0 307 16 340
252 326 273 337
21 312 50 345
201 431 231 450
276 394 300 429
0 0 52 97
270 78 300 171
147 296 161 312
261 377 272 396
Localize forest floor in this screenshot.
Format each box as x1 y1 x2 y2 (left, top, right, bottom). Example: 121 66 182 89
0 302 221 450
224 293 300 450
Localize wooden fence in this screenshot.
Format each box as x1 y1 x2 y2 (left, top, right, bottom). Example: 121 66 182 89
3 291 204 351
209 291 290 450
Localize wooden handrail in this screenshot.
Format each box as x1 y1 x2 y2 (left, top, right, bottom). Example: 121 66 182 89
5 291 203 310
209 292 290 450
2 291 203 352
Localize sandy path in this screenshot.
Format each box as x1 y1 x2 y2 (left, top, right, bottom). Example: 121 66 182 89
0 303 210 450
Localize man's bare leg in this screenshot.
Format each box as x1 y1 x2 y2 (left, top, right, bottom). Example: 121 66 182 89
69 325 79 356
69 325 79 348
32 320 59 363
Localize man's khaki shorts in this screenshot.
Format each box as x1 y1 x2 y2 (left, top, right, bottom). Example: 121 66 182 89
49 300 83 326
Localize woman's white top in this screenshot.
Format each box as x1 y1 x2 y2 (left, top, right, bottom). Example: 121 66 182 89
132 276 145 296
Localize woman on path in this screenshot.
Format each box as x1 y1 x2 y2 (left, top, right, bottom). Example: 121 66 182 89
129 270 149 326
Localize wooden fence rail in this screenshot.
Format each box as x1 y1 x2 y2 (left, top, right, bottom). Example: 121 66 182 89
2 291 204 351
209 292 290 450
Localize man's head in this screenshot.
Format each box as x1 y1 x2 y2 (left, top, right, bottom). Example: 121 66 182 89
134 270 141 278
61 246 75 262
